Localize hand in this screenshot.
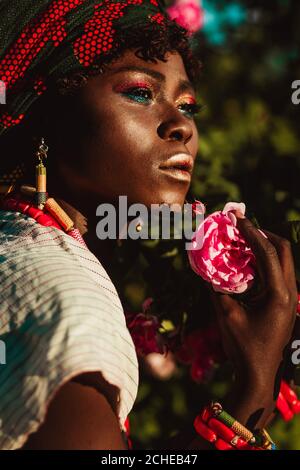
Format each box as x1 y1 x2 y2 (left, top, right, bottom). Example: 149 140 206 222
210 213 298 401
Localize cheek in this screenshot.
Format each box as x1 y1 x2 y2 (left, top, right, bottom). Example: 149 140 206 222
81 105 158 194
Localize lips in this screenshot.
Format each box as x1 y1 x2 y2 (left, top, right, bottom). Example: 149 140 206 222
158 153 194 183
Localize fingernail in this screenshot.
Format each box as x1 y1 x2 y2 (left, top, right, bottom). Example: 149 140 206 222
233 210 246 219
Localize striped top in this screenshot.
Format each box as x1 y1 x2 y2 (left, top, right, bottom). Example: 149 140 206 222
0 210 139 450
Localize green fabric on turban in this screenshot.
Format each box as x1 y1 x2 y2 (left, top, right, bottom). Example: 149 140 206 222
0 0 168 135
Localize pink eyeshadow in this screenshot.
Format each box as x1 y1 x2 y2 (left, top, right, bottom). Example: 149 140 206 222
114 81 151 92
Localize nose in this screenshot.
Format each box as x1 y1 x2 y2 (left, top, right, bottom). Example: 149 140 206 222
157 108 194 145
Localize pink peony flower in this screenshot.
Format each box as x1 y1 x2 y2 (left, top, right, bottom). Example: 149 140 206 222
174 326 225 383
187 202 256 294
167 0 204 34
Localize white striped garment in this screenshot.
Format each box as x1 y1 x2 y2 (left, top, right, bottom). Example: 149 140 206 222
0 210 139 450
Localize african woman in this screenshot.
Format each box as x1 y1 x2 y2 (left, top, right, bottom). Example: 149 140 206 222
0 0 297 450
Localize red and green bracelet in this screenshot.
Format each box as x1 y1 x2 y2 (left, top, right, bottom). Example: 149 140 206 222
194 402 276 450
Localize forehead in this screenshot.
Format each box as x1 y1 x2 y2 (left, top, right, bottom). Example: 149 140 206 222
108 49 187 74
103 48 194 92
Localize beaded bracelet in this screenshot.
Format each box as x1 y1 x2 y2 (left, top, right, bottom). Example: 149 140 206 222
194 402 276 450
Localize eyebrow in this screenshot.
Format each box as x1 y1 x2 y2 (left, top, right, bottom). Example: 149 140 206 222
109 65 196 95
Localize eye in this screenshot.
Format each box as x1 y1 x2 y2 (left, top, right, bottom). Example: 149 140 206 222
121 87 153 103
120 86 203 118
177 102 203 119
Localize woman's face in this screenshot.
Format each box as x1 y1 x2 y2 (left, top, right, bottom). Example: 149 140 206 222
54 48 199 208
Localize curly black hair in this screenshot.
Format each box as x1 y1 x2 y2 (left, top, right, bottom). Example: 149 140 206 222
56 15 202 95
0 13 202 184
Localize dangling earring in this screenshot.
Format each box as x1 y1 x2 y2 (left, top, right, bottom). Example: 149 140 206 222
15 137 75 233
35 137 48 209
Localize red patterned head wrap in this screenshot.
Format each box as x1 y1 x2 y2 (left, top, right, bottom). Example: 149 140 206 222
0 0 169 135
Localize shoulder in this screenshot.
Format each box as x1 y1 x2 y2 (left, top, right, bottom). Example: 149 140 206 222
0 209 127 333
0 210 139 449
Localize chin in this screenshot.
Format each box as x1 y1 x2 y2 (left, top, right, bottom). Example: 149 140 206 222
127 186 188 208
145 192 186 208
160 188 188 207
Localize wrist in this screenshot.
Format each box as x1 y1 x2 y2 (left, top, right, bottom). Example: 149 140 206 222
224 380 276 430
234 368 281 401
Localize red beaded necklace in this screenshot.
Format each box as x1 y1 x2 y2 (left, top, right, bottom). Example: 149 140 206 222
0 191 87 247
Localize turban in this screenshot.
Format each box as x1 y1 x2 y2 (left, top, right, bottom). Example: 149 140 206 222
0 0 168 136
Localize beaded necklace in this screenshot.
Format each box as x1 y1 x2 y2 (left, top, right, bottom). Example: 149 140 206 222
0 187 87 246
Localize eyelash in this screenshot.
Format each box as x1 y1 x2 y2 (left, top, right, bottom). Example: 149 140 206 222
121 87 202 118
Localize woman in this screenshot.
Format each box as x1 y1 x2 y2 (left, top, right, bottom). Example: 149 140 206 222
0 0 298 450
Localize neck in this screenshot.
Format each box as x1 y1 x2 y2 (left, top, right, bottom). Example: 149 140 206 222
55 198 88 236
64 200 118 273
23 164 128 273
45 180 119 274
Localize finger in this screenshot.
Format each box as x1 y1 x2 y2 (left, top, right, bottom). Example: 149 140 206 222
209 288 236 314
261 229 297 297
209 289 242 324
233 212 285 293
212 293 238 315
